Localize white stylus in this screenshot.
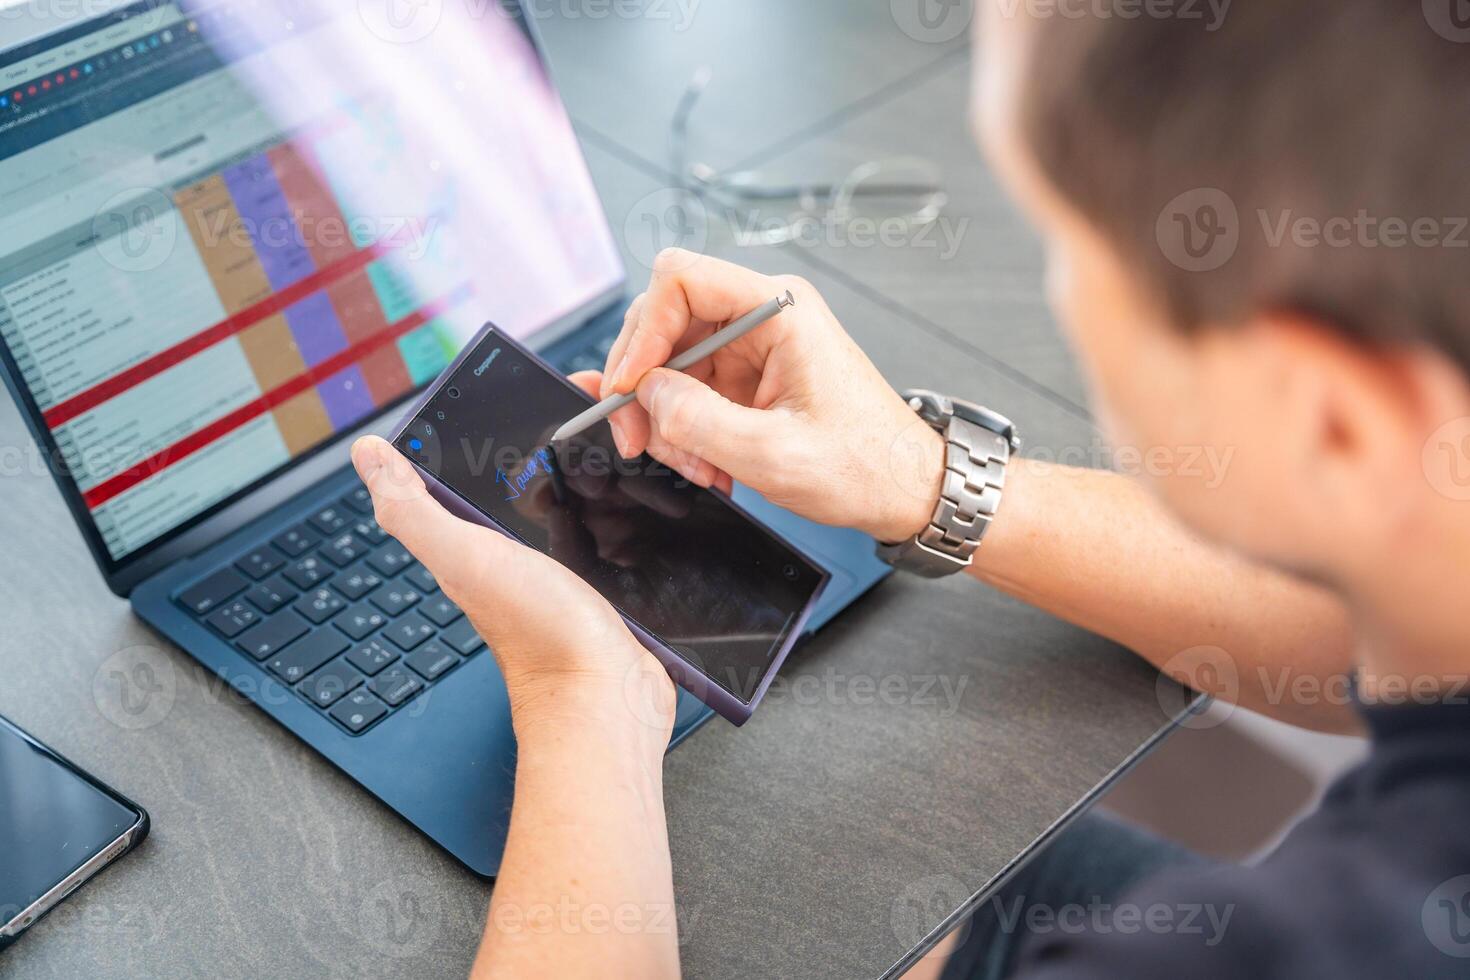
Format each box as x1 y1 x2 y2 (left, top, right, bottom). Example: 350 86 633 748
549 290 795 445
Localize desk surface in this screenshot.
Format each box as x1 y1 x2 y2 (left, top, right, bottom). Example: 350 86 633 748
0 3 1184 977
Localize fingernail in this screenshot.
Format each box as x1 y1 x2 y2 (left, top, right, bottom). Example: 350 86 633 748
610 418 631 458
610 351 631 391
385 446 414 480
638 372 667 413
352 438 385 482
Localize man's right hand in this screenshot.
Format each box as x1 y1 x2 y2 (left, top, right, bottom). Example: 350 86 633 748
597 248 945 544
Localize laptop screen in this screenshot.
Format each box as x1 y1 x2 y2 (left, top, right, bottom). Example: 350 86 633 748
0 0 624 569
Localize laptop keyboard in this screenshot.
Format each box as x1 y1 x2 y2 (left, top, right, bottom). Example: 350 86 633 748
175 481 488 736
556 326 618 376
171 490 482 734
169 324 619 736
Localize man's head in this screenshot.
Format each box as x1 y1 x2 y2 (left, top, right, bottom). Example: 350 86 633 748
975 3 1470 634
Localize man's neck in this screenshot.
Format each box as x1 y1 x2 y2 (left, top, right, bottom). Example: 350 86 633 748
1351 509 1470 707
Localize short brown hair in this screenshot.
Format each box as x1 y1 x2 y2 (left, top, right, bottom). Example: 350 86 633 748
1019 2 1470 371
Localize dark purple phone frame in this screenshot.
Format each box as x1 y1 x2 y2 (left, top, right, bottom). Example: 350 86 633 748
388 321 829 726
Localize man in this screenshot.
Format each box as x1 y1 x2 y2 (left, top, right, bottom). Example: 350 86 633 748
347 2 1470 976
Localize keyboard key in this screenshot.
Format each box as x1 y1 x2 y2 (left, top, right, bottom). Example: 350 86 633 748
368 582 420 617
235 612 309 661
266 629 349 684
404 565 438 594
271 524 319 558
368 666 424 707
179 568 248 616
283 555 329 590
367 543 414 578
332 602 388 641
294 588 346 624
439 618 486 656
349 517 389 546
418 594 463 628
321 533 368 568
246 577 297 614
299 660 363 707
205 600 259 638
406 641 460 682
331 563 383 601
345 638 399 676
340 486 374 515
329 689 388 734
382 613 435 652
308 505 350 535
235 546 285 581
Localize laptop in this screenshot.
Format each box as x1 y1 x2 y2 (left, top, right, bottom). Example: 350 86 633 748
0 0 890 876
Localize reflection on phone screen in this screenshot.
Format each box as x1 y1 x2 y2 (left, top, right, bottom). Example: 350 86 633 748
396 330 826 703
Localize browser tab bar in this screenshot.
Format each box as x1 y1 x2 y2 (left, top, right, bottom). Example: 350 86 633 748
0 3 183 89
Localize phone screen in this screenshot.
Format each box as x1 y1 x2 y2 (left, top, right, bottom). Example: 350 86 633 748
0 718 142 925
394 329 827 704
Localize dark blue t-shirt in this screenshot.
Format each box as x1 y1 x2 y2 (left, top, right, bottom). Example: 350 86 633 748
1017 700 1470 979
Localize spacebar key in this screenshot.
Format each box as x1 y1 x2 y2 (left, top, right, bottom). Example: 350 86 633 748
235 612 309 661
267 630 349 684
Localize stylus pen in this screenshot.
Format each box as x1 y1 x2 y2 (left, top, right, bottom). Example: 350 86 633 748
550 290 796 445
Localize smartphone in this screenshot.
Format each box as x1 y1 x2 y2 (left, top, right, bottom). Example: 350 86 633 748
391 324 829 725
0 714 149 949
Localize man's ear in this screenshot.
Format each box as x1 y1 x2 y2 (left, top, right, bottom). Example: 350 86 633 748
1237 313 1463 546
1404 344 1470 506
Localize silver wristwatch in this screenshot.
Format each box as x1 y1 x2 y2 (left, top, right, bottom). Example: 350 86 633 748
877 389 1020 578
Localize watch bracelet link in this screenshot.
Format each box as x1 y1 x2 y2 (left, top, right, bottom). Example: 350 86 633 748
877 391 1016 578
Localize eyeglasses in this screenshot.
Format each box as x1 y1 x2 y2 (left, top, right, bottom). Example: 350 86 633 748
669 68 950 248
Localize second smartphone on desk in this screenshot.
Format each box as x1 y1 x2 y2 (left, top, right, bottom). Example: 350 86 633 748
0 715 149 950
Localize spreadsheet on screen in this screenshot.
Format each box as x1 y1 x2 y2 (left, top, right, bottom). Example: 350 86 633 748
0 1 623 563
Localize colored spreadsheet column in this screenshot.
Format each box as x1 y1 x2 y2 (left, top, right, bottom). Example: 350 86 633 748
316 365 377 430
222 153 316 291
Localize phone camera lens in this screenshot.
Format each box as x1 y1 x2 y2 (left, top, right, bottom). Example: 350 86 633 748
447 386 461 399
782 564 799 581
510 363 525 377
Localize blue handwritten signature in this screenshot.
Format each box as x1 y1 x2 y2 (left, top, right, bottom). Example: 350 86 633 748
497 448 553 501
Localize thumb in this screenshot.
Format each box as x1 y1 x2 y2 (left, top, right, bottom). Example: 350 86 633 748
350 435 513 597
635 368 785 482
351 437 633 672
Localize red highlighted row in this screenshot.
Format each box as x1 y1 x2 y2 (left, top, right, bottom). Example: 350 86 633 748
80 285 473 510
42 244 386 430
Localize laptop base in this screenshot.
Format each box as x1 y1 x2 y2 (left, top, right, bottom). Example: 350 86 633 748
131 319 890 877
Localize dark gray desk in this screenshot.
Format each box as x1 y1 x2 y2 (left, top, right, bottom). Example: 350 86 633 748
0 3 1184 977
